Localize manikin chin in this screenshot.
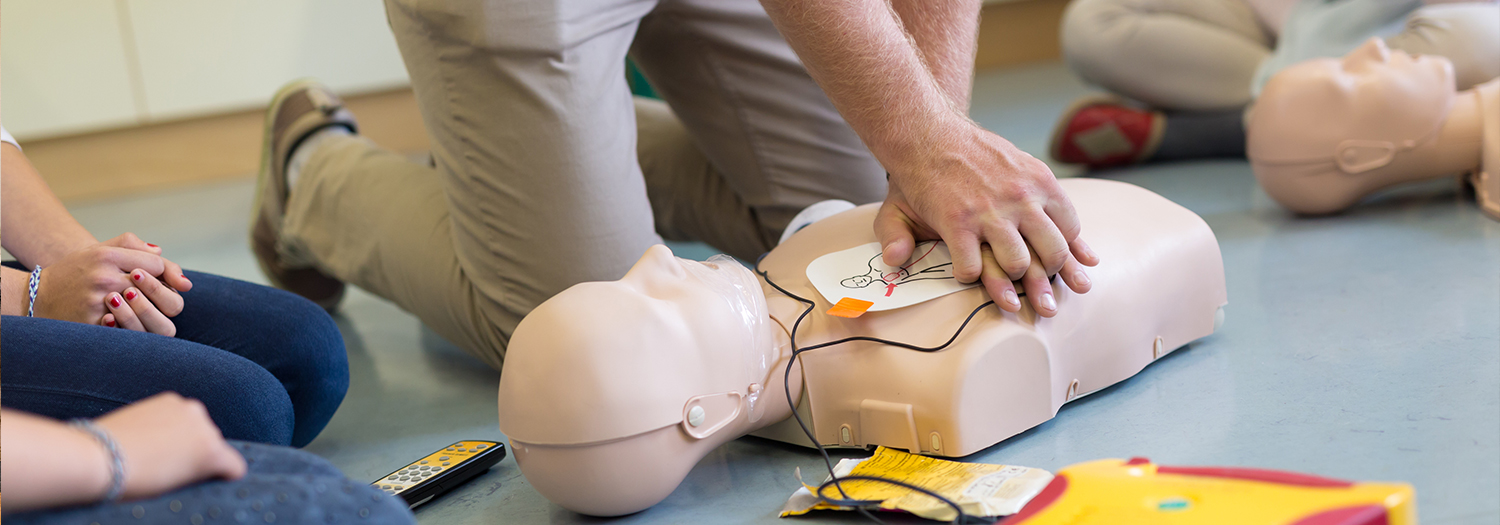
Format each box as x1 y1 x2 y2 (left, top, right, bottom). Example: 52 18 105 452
497 178 1228 516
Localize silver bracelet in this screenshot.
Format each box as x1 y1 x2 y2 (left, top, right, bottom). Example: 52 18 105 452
28 265 43 317
69 418 127 502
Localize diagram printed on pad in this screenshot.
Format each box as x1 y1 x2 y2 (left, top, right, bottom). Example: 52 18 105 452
808 241 979 313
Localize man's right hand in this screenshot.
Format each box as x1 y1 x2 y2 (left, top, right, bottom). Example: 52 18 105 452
93 392 247 500
875 120 1099 317
33 233 193 336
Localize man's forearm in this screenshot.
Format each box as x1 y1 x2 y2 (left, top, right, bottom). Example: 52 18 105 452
891 0 981 112
2 144 97 267
760 0 966 172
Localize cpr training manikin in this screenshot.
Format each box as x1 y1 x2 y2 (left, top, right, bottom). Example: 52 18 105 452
1249 38 1500 220
496 178 1229 516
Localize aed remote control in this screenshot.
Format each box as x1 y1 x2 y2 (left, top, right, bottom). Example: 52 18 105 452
373 440 506 508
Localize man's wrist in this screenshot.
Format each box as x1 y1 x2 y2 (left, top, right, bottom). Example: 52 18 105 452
870 110 975 180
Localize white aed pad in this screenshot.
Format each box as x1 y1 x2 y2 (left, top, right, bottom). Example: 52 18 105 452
806 241 978 313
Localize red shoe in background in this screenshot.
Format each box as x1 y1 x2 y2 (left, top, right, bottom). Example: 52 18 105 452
1049 95 1165 169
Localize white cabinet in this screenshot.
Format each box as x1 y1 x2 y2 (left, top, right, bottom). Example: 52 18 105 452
1 0 144 139
1 0 410 140
125 0 409 121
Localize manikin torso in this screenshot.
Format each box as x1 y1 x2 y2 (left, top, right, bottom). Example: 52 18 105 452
497 178 1227 516
1248 38 1498 220
750 180 1226 455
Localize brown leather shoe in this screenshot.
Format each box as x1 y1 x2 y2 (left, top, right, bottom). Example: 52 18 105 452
251 79 358 312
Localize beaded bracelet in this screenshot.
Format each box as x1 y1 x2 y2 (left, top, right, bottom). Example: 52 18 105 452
69 418 127 502
27 265 43 317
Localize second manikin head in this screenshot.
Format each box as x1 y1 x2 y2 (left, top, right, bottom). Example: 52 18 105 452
1248 38 1458 214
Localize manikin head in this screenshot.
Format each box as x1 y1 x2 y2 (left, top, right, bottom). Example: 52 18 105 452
497 245 783 515
1248 38 1458 214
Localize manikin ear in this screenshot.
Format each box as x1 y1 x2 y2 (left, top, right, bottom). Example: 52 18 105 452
682 391 743 439
1335 140 1398 173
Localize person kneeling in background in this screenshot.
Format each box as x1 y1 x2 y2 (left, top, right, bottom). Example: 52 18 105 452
1050 0 1498 169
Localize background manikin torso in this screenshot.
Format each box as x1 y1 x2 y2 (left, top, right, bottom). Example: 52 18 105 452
1477 80 1500 219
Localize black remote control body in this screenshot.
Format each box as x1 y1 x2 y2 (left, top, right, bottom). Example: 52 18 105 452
372 440 506 508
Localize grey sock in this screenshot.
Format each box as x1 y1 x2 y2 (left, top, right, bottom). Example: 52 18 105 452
1149 109 1247 162
286 127 352 191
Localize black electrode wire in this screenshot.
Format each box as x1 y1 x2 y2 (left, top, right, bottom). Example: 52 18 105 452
754 253 1004 525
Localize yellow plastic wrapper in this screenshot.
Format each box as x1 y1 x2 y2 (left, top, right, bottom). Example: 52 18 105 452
780 446 1053 521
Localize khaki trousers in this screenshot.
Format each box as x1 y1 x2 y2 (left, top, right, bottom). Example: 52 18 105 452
1061 0 1500 111
279 0 886 370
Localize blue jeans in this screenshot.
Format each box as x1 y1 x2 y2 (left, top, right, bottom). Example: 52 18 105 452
6 442 416 525
2 268 349 447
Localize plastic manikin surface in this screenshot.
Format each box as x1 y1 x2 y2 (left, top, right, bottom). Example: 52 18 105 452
496 178 1227 516
751 178 1226 455
807 241 977 312
1479 80 1500 220
1248 38 1496 220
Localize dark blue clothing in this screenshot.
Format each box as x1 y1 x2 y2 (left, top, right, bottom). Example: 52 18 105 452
6 442 416 525
2 268 349 447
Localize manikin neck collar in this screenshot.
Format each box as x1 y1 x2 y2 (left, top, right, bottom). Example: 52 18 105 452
680 255 776 423
1253 121 1446 174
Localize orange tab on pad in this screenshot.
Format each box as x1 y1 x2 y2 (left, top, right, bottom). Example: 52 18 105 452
827 297 874 318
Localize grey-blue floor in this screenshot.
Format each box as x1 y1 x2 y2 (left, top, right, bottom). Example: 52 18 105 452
59 63 1499 524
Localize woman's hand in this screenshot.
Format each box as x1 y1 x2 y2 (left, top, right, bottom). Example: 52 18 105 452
93 392 248 500
0 394 245 513
31 233 192 336
95 232 194 292
99 268 190 336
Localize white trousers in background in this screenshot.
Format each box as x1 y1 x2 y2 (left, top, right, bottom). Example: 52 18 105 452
1061 0 1500 111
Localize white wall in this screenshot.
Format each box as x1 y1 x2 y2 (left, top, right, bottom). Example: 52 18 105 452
2 0 143 139
2 0 410 140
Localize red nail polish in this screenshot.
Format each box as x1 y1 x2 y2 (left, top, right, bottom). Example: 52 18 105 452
132 272 143 281
110 296 122 308
126 290 137 300
146 243 159 248
105 319 116 327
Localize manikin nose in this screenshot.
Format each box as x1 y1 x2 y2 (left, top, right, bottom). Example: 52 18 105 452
1345 38 1391 67
625 244 686 283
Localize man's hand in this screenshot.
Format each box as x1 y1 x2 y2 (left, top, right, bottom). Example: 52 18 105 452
757 0 1098 315
875 121 1099 317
